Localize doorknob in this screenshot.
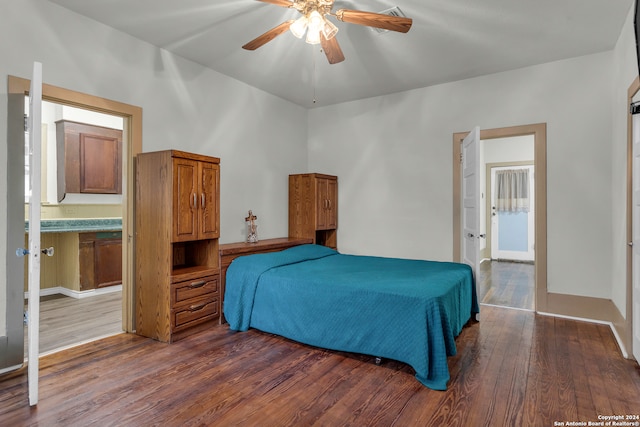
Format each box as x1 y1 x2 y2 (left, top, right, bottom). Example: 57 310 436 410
42 247 54 257
16 248 29 257
629 242 634 247
16 247 54 257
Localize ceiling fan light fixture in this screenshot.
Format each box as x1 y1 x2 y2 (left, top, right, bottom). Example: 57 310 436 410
290 15 308 38
243 0 413 66
321 18 338 40
308 10 323 29
305 27 322 44
305 10 323 44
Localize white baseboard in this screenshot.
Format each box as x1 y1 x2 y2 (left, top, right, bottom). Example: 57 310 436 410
24 284 122 300
480 302 534 312
37 331 124 358
0 363 24 375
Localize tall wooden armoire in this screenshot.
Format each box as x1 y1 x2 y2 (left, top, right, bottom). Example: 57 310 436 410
135 150 220 343
288 173 338 249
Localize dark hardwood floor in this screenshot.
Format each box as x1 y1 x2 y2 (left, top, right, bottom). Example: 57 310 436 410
478 260 535 310
2 305 639 426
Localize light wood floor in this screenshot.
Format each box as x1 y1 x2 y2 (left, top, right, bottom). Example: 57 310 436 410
24 291 123 357
2 305 639 426
478 260 535 310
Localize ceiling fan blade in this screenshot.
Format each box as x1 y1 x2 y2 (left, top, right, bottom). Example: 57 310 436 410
320 35 345 64
335 9 412 33
242 20 294 50
257 0 294 8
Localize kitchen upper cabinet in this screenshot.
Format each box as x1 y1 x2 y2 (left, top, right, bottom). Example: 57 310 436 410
56 120 122 202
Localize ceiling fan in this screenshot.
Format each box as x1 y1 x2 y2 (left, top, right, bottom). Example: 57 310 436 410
242 0 413 64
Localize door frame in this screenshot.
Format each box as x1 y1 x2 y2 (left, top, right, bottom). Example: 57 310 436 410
7 76 142 334
453 123 547 311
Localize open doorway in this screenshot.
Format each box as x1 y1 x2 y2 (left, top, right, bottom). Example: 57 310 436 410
23 99 125 355
2 76 141 371
478 135 535 310
452 123 547 313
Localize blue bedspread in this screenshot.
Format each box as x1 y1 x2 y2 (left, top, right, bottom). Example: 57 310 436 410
224 244 478 390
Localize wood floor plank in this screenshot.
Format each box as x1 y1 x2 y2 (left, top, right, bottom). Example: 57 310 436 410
552 317 579 420
487 308 533 426
25 290 123 357
2 305 640 426
458 305 524 426
523 314 569 425
561 317 596 421
478 260 535 310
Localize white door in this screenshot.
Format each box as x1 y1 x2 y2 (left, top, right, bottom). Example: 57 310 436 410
632 111 640 362
461 126 481 319
490 165 535 262
27 62 43 406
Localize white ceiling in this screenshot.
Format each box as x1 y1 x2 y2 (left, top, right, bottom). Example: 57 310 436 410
48 0 634 108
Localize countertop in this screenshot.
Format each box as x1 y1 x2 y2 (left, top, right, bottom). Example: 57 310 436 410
25 218 122 233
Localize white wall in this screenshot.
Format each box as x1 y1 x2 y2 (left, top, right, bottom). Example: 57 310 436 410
0 0 308 334
309 51 614 300
483 136 535 164
611 4 638 316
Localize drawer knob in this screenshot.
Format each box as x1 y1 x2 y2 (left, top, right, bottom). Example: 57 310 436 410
189 280 206 288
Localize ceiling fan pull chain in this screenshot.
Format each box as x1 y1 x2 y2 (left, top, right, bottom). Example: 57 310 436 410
312 46 317 104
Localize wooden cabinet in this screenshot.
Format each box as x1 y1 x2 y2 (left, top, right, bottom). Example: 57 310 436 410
25 230 123 293
56 120 122 202
173 157 219 242
289 173 338 249
316 176 338 230
219 237 312 323
79 232 122 290
136 150 221 343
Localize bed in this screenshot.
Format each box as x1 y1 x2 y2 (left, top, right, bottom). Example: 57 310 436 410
223 244 478 390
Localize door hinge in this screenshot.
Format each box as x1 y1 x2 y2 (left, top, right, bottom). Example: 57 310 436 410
24 114 28 132
460 153 463 163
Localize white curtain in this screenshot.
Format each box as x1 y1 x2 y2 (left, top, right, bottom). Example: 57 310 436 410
496 169 529 212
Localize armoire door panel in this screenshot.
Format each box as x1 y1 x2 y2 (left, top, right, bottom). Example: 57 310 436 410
173 158 198 242
199 162 220 239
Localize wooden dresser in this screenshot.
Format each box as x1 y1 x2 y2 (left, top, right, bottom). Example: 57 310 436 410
135 150 221 342
289 173 338 249
219 237 312 323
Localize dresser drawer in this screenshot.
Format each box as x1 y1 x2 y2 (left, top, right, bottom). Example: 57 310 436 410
171 275 219 305
172 295 219 331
